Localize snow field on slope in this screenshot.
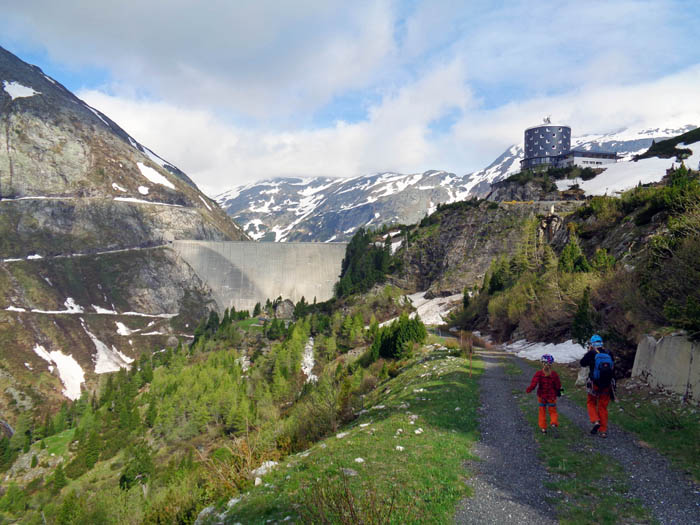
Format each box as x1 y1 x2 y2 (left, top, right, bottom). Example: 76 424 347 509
555 156 674 196
377 292 462 328
136 162 175 189
502 339 586 364
33 344 85 400
301 337 317 383
2 80 41 100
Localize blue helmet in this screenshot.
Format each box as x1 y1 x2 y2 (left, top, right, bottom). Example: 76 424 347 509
541 354 554 364
590 334 603 348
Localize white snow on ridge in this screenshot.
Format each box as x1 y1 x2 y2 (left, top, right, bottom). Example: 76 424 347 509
136 162 175 189
198 195 212 211
138 186 149 195
112 183 127 192
84 104 111 127
33 344 85 400
503 339 586 364
3 80 41 100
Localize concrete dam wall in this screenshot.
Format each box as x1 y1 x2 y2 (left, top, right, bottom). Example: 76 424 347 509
173 241 347 312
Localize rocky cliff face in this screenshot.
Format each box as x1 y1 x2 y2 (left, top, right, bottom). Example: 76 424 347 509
393 200 582 297
0 46 247 416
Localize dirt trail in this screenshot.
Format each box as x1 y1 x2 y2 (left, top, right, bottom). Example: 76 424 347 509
456 348 700 524
455 349 558 524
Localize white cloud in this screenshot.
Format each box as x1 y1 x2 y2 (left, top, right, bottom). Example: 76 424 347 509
2 1 396 119
5 0 700 193
81 62 700 195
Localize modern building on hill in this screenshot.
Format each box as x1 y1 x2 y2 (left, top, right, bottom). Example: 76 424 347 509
521 118 617 170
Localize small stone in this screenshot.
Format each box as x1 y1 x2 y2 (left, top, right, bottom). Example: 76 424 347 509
455 407 461 411
336 432 349 439
396 446 405 451
354 457 365 463
255 477 262 486
341 468 358 476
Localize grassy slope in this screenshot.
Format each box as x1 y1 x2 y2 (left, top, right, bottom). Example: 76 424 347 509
213 342 482 524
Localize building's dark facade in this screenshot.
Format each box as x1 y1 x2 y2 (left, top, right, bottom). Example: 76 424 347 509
522 124 571 170
521 122 618 171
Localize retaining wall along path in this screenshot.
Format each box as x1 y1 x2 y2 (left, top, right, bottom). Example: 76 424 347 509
632 334 699 402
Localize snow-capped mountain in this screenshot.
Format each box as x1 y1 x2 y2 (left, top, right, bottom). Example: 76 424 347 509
217 124 697 242
217 171 474 242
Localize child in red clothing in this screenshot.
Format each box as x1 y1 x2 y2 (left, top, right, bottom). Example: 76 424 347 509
526 354 562 434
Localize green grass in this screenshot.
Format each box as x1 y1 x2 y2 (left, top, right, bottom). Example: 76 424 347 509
556 366 700 482
42 428 75 458
235 318 262 332
212 348 483 524
515 385 652 524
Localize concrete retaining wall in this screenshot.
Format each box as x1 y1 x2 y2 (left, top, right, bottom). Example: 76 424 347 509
173 241 347 312
632 334 699 402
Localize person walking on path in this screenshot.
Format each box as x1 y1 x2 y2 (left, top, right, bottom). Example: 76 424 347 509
526 354 562 434
580 334 615 438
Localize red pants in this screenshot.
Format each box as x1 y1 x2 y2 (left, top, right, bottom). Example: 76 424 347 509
538 397 558 429
587 391 610 432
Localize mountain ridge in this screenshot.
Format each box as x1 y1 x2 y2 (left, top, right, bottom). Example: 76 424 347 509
217 123 697 242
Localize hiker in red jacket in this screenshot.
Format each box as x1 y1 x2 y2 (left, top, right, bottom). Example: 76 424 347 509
526 354 562 434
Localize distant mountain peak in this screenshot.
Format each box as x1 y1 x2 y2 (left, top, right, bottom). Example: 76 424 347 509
216 123 697 242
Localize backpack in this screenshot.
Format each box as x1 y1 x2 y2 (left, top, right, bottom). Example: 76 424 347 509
592 352 614 387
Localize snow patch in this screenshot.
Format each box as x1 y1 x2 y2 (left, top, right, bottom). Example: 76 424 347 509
114 197 182 207
116 321 138 336
82 320 133 373
198 195 212 211
556 157 673 196
503 339 586 364
138 186 149 195
136 162 175 189
5 306 26 312
301 337 317 383
33 344 85 400
2 81 41 100
92 305 117 314
112 183 127 192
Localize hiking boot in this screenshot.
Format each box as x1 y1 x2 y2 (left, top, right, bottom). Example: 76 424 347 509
600 432 607 439
540 428 547 434
590 422 601 435
550 425 559 438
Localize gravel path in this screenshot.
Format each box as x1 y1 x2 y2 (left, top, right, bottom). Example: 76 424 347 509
456 347 700 524
455 349 559 524
509 354 700 525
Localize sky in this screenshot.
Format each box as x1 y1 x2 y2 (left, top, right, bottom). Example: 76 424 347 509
2 0 700 196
